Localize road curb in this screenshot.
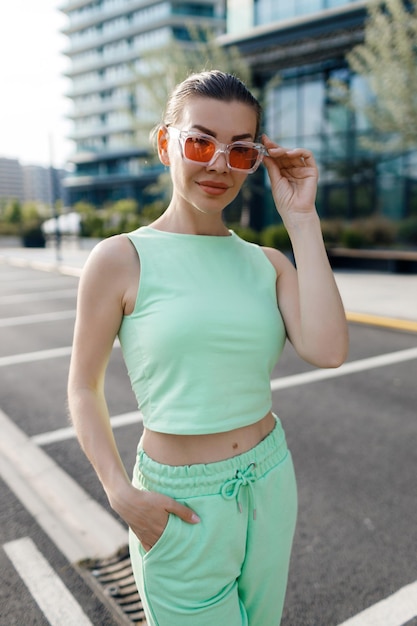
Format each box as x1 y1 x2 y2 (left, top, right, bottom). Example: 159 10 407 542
0 408 127 564
346 311 417 334
0 254 83 277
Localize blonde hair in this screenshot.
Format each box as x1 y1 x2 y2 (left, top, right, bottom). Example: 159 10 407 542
151 70 262 145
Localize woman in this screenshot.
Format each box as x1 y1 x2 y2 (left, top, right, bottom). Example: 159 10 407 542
68 70 348 626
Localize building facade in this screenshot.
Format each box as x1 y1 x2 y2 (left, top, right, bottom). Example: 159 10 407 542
0 158 25 203
60 0 417 223
61 0 226 207
0 158 67 206
222 0 417 226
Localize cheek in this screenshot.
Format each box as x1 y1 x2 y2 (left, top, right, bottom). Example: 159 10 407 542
233 172 249 190
170 156 200 183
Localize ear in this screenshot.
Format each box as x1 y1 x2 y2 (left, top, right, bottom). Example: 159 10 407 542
157 127 170 166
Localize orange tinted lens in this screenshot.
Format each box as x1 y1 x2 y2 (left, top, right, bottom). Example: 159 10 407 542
184 136 216 162
229 146 259 170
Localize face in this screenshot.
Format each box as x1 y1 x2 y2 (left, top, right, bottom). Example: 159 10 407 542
158 97 259 217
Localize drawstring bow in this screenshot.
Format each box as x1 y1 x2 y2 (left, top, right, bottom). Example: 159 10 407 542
221 462 257 520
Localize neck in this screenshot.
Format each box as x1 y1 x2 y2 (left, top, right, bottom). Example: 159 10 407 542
150 205 231 236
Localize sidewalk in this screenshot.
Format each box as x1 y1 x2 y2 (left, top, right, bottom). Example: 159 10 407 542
334 271 417 329
1 240 417 329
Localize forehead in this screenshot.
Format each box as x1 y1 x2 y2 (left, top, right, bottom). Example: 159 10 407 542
176 97 257 140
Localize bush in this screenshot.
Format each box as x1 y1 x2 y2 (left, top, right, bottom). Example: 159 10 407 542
229 225 261 244
398 217 417 246
261 224 291 251
321 220 344 247
80 213 105 238
340 225 368 248
361 217 398 246
0 221 20 236
103 214 142 237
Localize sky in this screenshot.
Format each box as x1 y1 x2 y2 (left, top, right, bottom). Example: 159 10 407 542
0 0 72 168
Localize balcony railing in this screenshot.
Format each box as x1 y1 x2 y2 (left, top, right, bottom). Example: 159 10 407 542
63 15 224 57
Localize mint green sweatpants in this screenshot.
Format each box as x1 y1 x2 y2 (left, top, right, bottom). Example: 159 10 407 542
129 416 297 626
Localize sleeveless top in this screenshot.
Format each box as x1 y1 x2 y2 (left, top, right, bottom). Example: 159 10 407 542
118 226 286 434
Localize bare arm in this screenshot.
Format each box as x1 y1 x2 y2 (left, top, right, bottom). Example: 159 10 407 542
67 235 199 551
262 135 349 368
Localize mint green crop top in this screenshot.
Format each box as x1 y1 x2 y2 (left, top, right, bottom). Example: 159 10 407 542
118 226 286 435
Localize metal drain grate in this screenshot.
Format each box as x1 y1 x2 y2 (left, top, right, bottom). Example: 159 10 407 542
82 545 147 625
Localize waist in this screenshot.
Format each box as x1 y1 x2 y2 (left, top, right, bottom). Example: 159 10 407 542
141 411 276 466
134 414 289 498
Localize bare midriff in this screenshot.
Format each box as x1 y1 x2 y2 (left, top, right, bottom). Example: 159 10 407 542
141 410 276 466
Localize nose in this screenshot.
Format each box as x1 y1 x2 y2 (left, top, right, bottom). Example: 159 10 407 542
207 148 228 173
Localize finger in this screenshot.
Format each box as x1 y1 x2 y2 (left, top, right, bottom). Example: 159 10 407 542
166 498 201 524
285 149 314 168
263 142 309 168
262 133 314 162
261 133 281 149
260 134 286 157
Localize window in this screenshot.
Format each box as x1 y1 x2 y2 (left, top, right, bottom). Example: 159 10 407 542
300 77 323 136
279 81 298 139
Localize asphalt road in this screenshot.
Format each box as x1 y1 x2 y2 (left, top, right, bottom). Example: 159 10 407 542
1 259 417 626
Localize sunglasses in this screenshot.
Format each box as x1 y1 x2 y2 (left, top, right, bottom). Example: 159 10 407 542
167 127 268 174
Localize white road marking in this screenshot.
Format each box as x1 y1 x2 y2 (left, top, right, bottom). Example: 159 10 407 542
0 409 127 563
4 537 94 626
0 310 76 327
0 347 73 367
270 346 417 391
1 288 77 304
0 341 120 368
0 278 74 289
32 411 143 446
336 579 417 626
0 255 84 277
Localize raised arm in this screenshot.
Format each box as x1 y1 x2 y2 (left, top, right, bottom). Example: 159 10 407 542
262 134 349 368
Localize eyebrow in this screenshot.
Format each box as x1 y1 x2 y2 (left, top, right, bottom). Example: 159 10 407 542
192 124 254 142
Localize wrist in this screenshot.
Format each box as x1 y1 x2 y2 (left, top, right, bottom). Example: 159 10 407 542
106 479 138 515
282 210 321 236
102 470 131 503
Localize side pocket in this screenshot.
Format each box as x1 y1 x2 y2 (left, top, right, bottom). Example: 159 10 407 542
141 512 177 562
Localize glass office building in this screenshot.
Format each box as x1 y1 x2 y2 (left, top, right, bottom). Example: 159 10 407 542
224 0 417 224
61 0 416 222
60 0 226 207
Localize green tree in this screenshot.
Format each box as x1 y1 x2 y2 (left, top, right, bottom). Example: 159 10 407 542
109 198 141 233
346 0 417 151
73 201 104 237
4 199 23 225
128 24 253 145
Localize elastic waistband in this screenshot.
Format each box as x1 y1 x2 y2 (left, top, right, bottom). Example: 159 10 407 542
134 415 289 498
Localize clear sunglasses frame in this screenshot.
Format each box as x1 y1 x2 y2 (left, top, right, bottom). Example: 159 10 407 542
167 127 268 174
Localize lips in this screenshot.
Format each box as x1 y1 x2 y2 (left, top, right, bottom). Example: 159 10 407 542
197 180 230 195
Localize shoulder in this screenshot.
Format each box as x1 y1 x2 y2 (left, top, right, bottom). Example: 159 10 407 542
85 234 138 275
260 245 294 278
79 234 139 304
89 233 135 259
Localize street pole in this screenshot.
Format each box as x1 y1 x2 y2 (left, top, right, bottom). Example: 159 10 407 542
48 133 61 262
